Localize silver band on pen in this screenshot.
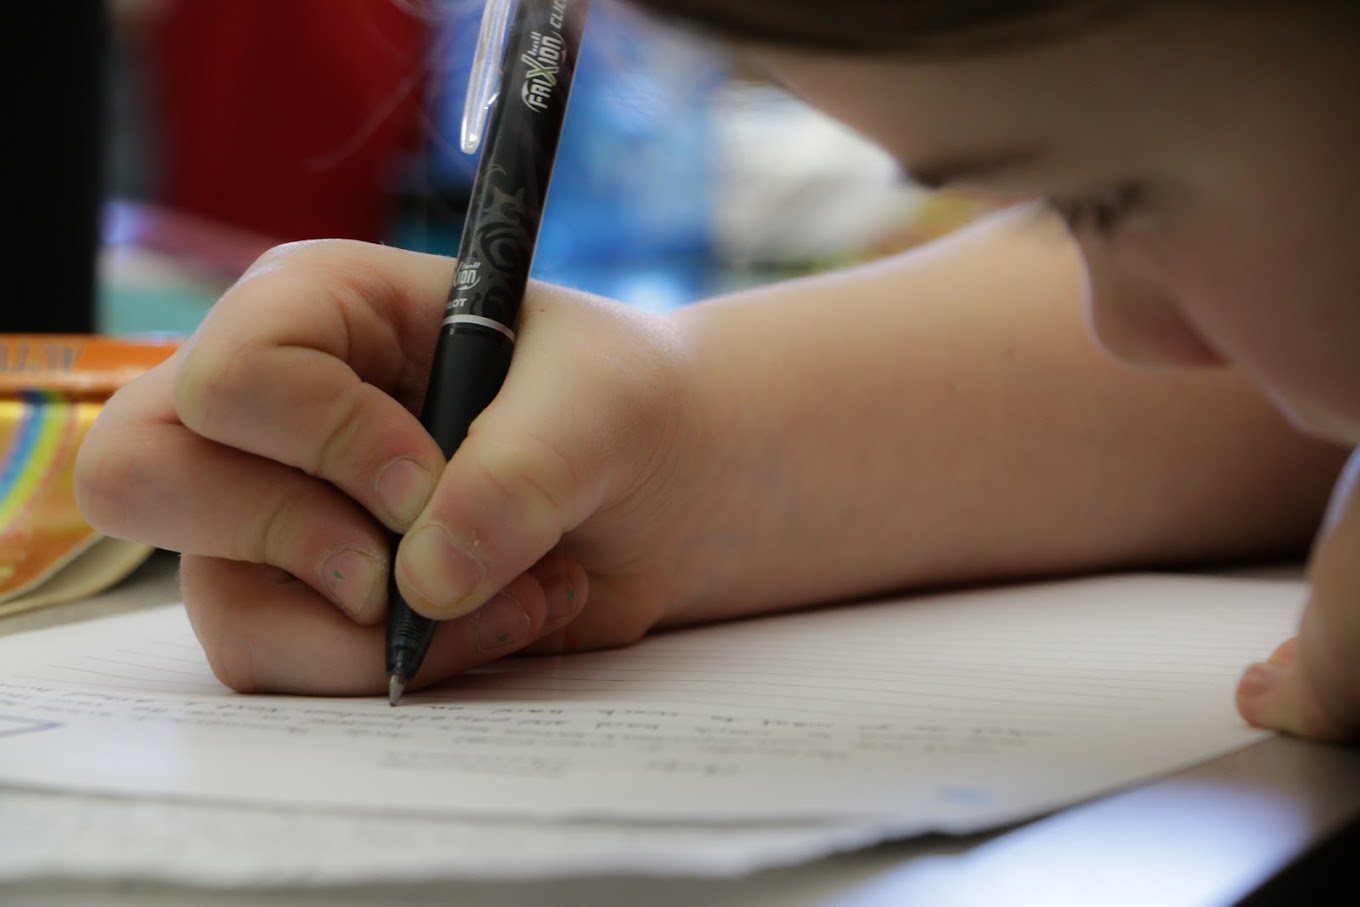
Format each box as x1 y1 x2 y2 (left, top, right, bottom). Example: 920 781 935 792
441 314 516 342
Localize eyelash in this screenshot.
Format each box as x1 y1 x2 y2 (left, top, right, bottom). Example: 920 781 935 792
1045 184 1142 236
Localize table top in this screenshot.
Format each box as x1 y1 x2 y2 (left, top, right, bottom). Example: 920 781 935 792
4 553 1359 907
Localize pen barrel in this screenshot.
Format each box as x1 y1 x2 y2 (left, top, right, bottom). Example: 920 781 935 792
420 323 515 458
447 0 585 332
386 0 586 688
387 324 515 679
385 594 436 679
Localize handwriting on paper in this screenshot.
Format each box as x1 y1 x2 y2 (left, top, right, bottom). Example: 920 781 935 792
0 576 1296 821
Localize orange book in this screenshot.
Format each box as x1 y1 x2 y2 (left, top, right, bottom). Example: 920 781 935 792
0 335 178 615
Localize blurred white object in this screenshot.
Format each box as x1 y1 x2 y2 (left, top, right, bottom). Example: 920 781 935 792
711 83 932 266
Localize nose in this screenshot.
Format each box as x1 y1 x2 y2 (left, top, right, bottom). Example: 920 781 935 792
1080 246 1224 367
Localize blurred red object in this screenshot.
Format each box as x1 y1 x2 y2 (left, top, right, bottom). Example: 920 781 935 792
150 0 430 243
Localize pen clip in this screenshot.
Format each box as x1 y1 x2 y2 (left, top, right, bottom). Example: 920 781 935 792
461 0 516 155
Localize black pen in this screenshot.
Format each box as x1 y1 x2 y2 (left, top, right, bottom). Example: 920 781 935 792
386 0 588 705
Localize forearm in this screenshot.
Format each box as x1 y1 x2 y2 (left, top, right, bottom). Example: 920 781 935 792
666 209 1346 623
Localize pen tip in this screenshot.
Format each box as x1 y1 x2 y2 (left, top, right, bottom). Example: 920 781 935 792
388 674 406 707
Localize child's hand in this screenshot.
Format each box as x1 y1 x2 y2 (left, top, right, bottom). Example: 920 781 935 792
1237 450 1360 741
75 240 712 695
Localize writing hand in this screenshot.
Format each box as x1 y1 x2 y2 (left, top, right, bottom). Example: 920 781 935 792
76 240 709 695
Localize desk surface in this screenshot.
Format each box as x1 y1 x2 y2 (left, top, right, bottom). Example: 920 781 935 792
4 553 1359 907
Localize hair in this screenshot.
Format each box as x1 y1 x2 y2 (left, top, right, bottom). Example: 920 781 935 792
625 1 1140 54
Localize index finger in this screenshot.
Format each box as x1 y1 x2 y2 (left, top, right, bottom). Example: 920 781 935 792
173 240 457 531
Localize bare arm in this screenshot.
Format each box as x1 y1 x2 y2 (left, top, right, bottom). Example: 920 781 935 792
666 208 1345 622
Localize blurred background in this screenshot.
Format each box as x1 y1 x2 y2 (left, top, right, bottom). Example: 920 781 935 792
12 0 987 336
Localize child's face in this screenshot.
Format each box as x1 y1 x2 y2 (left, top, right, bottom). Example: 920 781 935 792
753 5 1360 445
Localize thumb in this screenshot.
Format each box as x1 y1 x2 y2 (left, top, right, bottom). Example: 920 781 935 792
391 285 687 623
390 291 664 620
1237 449 1360 741
393 415 607 621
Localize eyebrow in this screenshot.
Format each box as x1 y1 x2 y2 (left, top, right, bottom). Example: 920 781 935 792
906 147 1046 191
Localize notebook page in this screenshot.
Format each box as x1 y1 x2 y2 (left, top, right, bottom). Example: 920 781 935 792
0 786 893 884
0 574 1297 826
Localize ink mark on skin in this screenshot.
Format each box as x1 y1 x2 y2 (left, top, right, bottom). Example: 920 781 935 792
498 632 510 644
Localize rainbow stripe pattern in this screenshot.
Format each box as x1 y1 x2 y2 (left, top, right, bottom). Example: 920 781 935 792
1 389 99 597
1 390 79 532
0 335 176 607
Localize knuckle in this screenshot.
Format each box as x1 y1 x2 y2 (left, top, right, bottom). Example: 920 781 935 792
471 433 581 527
240 487 297 568
74 412 142 538
182 582 260 694
308 383 376 481
567 604 655 654
171 337 246 441
606 605 658 648
199 631 259 694
244 238 344 277
248 240 407 322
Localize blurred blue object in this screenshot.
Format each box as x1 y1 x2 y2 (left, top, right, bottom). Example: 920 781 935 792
424 0 726 308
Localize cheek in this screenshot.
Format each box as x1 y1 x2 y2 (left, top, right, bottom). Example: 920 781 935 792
1078 243 1225 368
1129 222 1360 443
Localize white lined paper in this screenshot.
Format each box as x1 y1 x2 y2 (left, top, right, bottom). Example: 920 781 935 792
0 574 1295 831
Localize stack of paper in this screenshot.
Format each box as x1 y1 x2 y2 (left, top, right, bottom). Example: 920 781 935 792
0 574 1298 884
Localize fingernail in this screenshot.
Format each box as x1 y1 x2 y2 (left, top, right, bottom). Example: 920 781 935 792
376 458 434 529
474 592 531 653
543 571 580 623
321 547 383 620
1239 663 1278 698
399 523 486 617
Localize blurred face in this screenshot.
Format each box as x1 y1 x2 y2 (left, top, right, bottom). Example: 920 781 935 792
753 5 1360 444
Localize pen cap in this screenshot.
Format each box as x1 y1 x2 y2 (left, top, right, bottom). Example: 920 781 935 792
461 0 516 155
